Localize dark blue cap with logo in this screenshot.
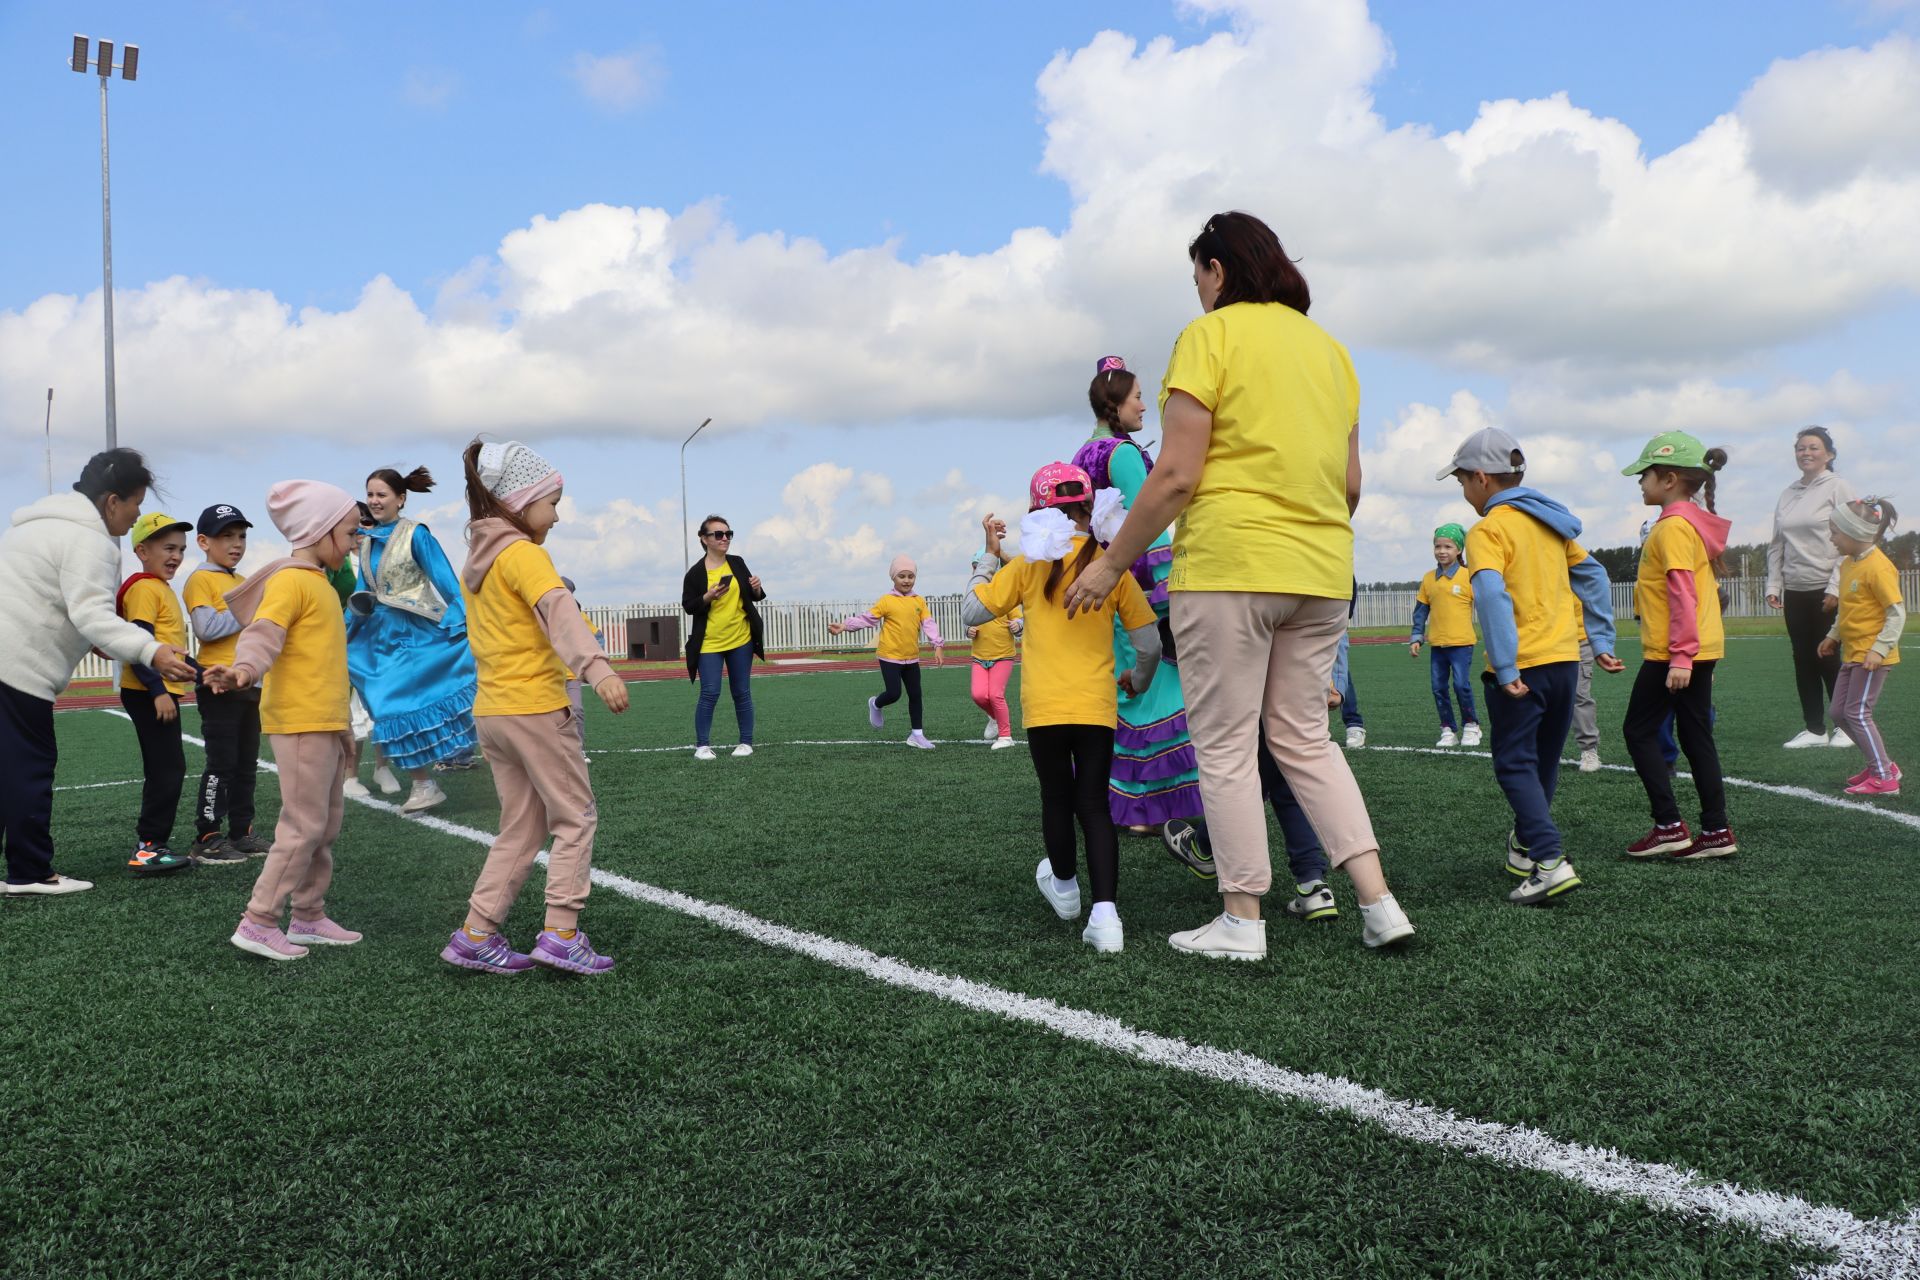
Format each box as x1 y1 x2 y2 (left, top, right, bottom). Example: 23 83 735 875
196 504 253 536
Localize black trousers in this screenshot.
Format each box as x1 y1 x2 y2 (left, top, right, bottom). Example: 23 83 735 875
1027 724 1118 904
1 682 59 885
1783 589 1841 735
1622 659 1728 831
120 689 186 846
876 661 925 731
195 687 262 838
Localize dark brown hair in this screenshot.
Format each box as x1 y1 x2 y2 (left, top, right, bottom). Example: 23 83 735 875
1846 497 1899 546
367 466 435 500
461 442 537 541
699 514 730 538
1188 211 1311 313
73 448 156 505
1796 426 1837 472
1650 447 1731 574
1088 367 1138 431
1042 495 1098 604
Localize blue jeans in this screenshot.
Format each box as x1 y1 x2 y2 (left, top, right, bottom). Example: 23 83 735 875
1339 669 1363 730
1482 662 1577 863
695 643 755 746
1429 644 1478 729
1189 733 1330 885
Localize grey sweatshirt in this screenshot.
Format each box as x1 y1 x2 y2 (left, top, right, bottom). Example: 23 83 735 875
1767 470 1853 597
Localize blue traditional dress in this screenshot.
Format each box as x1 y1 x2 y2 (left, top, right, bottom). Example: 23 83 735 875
346 518 478 771
1071 429 1202 827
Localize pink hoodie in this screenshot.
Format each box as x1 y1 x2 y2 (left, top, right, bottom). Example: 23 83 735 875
1656 501 1731 668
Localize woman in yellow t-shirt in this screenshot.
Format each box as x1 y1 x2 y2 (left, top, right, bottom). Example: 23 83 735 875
829 555 945 749
1063 211 1414 958
1820 497 1905 796
681 514 767 761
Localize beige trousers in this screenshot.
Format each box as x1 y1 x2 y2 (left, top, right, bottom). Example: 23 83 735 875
245 731 350 927
1173 592 1381 895
468 709 598 933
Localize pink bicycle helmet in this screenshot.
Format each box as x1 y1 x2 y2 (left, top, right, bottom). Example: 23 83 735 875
1029 461 1094 511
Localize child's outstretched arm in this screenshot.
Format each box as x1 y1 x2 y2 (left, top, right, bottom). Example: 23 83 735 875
534 588 626 712
827 610 879 637
1567 553 1621 668
208 619 289 692
1470 568 1525 693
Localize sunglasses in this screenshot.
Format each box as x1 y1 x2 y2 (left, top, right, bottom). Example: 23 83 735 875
705 529 734 540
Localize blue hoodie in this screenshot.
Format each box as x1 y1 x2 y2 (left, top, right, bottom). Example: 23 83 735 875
1469 487 1617 684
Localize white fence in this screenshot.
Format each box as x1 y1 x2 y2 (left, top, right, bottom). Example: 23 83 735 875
68 573 1920 677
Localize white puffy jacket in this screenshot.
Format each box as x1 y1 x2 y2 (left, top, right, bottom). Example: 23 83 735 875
0 492 163 702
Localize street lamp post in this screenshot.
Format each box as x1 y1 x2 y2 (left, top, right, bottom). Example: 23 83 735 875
680 417 713 566
70 35 139 450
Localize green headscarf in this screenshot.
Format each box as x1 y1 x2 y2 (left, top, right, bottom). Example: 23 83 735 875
1433 523 1467 552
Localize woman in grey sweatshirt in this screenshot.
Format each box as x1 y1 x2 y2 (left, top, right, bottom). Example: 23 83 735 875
1766 427 1854 747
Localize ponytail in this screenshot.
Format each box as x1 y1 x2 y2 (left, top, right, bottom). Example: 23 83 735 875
367 466 435 497
73 448 155 505
1042 501 1098 603
461 441 537 542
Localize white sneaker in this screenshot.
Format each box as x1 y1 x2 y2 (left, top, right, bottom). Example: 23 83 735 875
342 777 372 799
1783 729 1828 749
1829 727 1854 748
1460 723 1482 748
1035 858 1082 920
984 720 1000 741
991 736 1017 751
400 779 447 814
372 765 403 795
4 874 94 896
867 696 884 729
1509 858 1581 905
1345 726 1367 749
1284 881 1339 921
1168 913 1267 961
693 746 717 761
906 731 936 750
731 744 754 758
1578 749 1601 773
1436 728 1458 748
1082 915 1124 953
1358 893 1415 948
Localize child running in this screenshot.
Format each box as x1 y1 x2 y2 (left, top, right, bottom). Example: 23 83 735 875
117 512 198 877
1441 428 1621 905
181 503 267 865
1619 433 1738 860
967 589 1022 750
962 463 1161 953
441 440 629 976
1821 497 1904 796
1408 523 1481 748
204 482 366 960
829 556 943 749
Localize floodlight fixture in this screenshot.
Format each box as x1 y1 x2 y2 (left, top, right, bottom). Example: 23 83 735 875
71 34 87 73
121 45 138 81
96 40 113 77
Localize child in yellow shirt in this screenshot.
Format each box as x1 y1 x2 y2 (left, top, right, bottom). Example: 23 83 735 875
968 601 1022 749
963 462 1160 954
1408 522 1481 748
441 440 629 977
1820 497 1905 796
181 503 267 865
204 481 366 960
117 512 197 876
830 555 944 749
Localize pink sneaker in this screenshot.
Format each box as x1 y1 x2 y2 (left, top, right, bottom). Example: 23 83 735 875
1847 766 1874 787
230 919 308 961
287 916 363 946
1845 771 1901 797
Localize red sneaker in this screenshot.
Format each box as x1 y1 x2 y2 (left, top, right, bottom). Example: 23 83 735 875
1847 766 1874 787
1674 827 1738 860
1845 772 1901 797
1626 822 1691 859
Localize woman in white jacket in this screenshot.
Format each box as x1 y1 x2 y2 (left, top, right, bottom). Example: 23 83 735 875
1766 427 1855 748
0 449 196 896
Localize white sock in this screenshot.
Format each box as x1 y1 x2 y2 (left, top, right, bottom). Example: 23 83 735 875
1089 901 1119 927
1053 874 1079 897
1221 910 1259 928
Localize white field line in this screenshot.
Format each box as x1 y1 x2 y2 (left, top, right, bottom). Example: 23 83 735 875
53 777 141 791
589 737 1024 755
100 711 1917 1276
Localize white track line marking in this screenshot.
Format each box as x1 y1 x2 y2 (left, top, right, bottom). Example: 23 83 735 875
589 737 1025 754
53 778 141 791
96 710 1918 1274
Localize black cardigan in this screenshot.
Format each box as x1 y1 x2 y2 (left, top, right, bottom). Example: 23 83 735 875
681 554 767 680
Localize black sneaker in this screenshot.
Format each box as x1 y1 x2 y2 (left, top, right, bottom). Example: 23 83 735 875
192 833 247 866
1160 819 1217 880
227 831 273 858
128 842 193 875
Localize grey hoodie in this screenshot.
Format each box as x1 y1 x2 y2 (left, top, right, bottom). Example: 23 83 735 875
0 492 163 702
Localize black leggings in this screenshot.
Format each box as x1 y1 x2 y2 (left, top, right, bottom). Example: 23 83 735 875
876 661 924 731
120 689 186 846
1783 589 1841 735
1622 659 1728 831
1027 724 1118 904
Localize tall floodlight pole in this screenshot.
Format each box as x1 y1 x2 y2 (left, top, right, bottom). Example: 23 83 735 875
44 389 55 494
71 35 139 450
680 417 713 566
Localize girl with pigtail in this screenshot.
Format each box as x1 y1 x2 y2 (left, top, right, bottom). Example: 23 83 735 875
1820 496 1905 796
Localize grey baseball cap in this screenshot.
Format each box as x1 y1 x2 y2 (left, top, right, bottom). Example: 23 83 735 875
1436 427 1525 480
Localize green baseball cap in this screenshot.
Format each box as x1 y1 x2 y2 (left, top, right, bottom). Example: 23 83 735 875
1621 431 1709 475
130 511 192 546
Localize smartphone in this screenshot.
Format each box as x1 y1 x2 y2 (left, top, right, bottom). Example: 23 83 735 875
717 575 733 590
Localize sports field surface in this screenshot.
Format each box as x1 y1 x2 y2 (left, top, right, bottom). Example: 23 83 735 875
5 631 1917 1278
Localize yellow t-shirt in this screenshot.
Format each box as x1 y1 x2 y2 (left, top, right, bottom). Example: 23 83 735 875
1464 506 1590 671
972 539 1155 728
704 565 751 653
118 577 191 697
869 594 931 663
1417 568 1476 647
1635 516 1725 663
1837 547 1903 667
464 540 573 717
252 568 350 734
181 566 245 670
972 606 1022 662
1159 302 1359 599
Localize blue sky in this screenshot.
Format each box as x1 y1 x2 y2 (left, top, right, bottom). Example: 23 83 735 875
4 0 1918 600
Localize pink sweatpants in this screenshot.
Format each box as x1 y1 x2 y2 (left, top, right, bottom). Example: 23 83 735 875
971 660 1015 737
468 709 598 934
1830 663 1895 780
245 731 350 927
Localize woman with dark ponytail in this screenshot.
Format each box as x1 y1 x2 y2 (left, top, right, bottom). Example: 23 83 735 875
345 465 478 814
0 449 197 895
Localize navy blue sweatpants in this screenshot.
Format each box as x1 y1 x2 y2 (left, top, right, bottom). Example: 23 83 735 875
1482 661 1578 863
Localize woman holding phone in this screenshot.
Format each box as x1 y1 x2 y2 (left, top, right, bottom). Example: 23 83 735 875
682 514 767 760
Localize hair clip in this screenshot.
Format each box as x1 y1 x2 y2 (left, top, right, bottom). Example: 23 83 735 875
1096 355 1127 374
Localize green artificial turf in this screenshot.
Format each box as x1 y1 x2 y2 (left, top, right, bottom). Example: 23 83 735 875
3 635 1914 1278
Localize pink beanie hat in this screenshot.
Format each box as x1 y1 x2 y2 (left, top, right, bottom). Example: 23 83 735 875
889 554 916 578
266 480 359 550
